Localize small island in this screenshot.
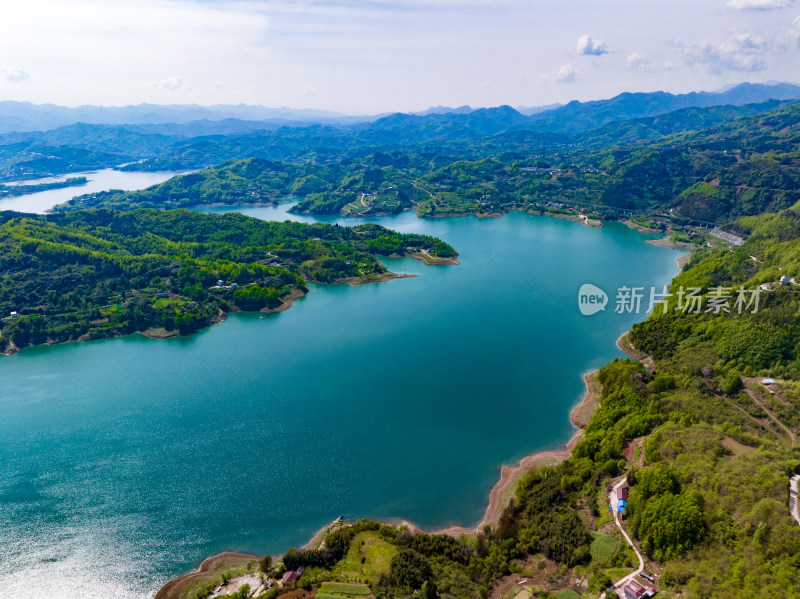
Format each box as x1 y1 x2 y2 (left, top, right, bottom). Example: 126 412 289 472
0 176 88 199
0 208 457 355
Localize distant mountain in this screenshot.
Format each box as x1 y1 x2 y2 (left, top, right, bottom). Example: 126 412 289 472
525 82 800 134
354 105 539 144
412 105 474 116
0 102 376 134
577 99 797 149
515 103 563 116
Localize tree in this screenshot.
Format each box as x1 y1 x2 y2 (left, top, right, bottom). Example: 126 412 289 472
259 555 272 573
389 548 433 591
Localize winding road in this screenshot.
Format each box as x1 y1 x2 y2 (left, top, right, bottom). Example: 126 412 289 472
599 477 645 599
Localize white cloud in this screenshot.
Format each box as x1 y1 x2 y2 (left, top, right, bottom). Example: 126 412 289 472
0 66 31 82
576 35 608 56
725 0 793 10
626 53 649 69
156 76 184 91
543 64 577 82
683 33 769 73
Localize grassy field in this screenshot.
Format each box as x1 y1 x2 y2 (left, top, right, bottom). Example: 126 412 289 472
316 581 373 599
594 491 613 527
302 532 397 587
318 582 372 595
554 589 581 599
590 532 617 564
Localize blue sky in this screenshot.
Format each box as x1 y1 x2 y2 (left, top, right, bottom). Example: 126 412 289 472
0 0 799 112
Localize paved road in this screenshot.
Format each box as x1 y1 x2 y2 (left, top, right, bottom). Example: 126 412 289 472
599 477 645 599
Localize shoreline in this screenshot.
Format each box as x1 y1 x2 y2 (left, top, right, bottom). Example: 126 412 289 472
153 552 259 599
405 251 461 266
418 369 600 535
153 370 601 597
646 235 700 250
617 331 655 371
1 268 422 357
328 272 418 286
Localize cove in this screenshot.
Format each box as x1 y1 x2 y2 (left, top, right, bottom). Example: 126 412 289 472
0 208 684 598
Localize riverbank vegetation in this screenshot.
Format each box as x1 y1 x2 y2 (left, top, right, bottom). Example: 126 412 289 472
0 208 456 354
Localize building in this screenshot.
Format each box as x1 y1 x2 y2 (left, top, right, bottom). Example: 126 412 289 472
623 580 647 599
623 579 657 599
280 571 299 585
781 275 792 285
9 311 20 319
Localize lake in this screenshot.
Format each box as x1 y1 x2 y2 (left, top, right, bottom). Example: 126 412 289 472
0 190 684 598
0 168 187 214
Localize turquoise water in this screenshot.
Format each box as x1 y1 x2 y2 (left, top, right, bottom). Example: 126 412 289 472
0 206 683 598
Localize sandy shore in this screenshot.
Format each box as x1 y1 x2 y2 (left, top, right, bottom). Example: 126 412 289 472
676 253 692 269
405 251 461 266
646 235 699 250
401 370 601 537
475 370 600 529
331 272 418 286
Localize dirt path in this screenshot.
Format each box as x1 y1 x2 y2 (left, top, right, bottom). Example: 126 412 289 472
600 477 645 599
791 475 800 526
616 332 655 371
744 380 797 447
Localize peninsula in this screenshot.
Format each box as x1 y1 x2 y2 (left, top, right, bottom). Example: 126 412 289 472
0 208 457 355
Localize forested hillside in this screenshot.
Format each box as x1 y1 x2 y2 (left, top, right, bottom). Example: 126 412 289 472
0 209 455 353
54 102 800 227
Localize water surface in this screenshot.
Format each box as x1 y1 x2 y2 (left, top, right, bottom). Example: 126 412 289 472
0 169 186 213
0 206 683 598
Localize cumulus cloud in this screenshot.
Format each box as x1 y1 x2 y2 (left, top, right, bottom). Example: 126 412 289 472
683 33 769 73
626 52 649 70
156 76 184 91
576 35 608 56
542 64 577 82
0 66 31 82
725 0 793 10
